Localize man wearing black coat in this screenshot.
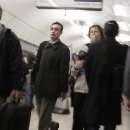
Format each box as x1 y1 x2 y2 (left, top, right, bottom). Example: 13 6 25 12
124 47 130 111
32 22 70 130
0 6 23 103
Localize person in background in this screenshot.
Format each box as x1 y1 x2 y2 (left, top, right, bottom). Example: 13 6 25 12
23 56 34 108
26 57 34 108
82 20 128 130
68 72 76 107
123 47 130 111
71 25 105 130
31 22 70 130
0 5 23 103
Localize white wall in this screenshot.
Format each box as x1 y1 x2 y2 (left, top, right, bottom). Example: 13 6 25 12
20 41 38 55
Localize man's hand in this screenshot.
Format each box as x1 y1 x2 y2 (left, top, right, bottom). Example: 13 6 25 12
11 90 22 99
74 60 85 69
125 99 130 111
90 35 99 43
60 92 67 101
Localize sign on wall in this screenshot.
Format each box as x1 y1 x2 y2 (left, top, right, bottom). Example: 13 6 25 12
36 0 103 11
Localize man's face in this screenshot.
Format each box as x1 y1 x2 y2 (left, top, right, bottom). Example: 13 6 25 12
50 24 62 40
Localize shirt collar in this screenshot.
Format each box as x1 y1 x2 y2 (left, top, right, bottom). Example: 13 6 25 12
44 39 61 50
49 39 59 44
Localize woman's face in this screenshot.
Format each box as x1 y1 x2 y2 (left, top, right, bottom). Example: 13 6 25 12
89 27 102 43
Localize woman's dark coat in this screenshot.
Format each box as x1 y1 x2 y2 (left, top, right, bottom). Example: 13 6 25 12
83 37 128 125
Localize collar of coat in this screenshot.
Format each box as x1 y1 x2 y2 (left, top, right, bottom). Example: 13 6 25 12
44 39 61 50
0 23 10 44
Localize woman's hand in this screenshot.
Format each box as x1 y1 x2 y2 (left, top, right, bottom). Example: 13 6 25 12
74 60 85 69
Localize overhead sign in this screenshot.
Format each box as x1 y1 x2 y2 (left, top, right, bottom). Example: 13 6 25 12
36 0 103 11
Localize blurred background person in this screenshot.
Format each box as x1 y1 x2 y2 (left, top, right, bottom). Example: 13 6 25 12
124 47 130 112
22 55 34 108
82 20 128 130
68 69 76 107
71 24 105 130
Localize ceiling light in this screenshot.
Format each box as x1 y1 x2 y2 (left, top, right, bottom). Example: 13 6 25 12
117 22 129 31
115 36 121 42
82 34 89 41
48 0 57 7
114 5 126 17
118 34 130 42
66 16 77 28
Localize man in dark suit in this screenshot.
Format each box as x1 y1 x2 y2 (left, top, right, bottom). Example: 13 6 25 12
32 22 70 130
124 47 130 112
0 5 23 103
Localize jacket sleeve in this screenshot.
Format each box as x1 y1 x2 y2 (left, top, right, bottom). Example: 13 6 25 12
123 47 130 99
31 43 42 85
60 47 70 92
7 31 23 91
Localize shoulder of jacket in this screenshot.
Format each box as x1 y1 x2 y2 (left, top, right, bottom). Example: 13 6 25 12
40 41 48 45
39 41 48 48
60 42 69 50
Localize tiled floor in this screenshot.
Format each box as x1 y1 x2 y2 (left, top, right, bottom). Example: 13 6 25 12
29 98 130 130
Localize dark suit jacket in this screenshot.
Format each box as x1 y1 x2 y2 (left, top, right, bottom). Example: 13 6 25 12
32 40 70 99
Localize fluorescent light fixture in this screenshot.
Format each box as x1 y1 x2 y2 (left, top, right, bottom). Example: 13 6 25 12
48 0 57 7
82 25 89 34
85 22 93 26
118 34 130 42
66 16 82 32
66 16 77 28
117 22 129 31
82 34 89 41
115 36 121 42
114 5 126 17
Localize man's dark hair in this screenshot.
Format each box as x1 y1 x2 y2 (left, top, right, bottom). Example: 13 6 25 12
104 20 119 38
51 22 63 32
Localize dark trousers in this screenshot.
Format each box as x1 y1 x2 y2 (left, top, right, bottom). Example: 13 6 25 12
72 92 87 130
86 124 116 130
36 96 57 130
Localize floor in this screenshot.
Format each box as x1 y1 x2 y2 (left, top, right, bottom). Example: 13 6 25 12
29 98 130 130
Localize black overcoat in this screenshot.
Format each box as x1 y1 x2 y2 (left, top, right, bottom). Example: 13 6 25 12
83 37 128 125
33 40 70 99
0 24 23 97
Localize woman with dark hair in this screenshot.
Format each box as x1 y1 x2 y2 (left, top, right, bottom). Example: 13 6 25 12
82 20 128 130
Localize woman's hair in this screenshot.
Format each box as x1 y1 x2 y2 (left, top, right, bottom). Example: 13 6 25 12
88 24 105 38
104 20 119 38
96 38 114 76
96 21 119 75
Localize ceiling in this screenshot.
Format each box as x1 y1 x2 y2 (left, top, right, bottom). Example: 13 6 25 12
0 0 130 52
